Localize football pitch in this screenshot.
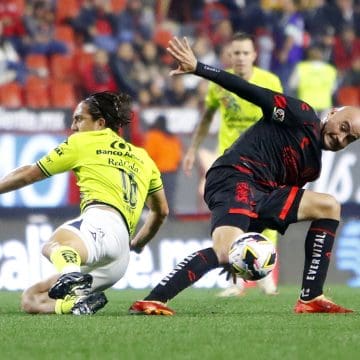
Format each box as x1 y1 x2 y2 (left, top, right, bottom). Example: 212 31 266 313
1 285 359 360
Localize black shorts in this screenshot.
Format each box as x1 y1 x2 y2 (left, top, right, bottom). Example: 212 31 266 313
204 167 304 235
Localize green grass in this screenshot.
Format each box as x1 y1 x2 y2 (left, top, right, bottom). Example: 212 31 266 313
1 286 360 360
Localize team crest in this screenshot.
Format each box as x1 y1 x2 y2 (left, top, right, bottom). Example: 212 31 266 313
272 107 285 122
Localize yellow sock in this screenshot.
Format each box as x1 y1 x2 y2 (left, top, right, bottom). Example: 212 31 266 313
55 295 76 314
50 246 81 273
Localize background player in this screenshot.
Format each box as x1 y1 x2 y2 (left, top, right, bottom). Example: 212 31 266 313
0 91 168 315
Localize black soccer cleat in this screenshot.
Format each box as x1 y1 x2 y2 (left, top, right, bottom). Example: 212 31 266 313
72 292 108 315
48 272 93 299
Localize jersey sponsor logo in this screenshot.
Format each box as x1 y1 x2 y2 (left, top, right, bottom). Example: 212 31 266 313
204 65 220 73
159 252 198 286
96 149 134 157
54 146 64 156
305 231 326 280
272 107 285 122
108 158 139 173
110 140 131 151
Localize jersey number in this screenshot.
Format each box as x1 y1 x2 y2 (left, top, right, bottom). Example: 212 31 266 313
119 169 138 208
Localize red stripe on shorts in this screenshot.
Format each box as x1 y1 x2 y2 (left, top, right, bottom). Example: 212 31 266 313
229 208 258 218
279 186 299 220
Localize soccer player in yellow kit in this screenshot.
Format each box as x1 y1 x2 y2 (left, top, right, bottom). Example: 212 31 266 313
182 32 283 296
0 91 169 315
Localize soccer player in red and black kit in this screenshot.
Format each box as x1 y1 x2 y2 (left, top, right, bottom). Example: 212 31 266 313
130 37 360 315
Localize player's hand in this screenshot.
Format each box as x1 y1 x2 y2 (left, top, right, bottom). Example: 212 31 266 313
130 239 144 254
219 264 237 284
182 149 196 176
167 36 197 75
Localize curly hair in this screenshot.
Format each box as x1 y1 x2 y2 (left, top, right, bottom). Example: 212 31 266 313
84 91 133 132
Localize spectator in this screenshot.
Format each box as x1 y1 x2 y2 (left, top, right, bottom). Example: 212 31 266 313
0 0 26 54
136 40 165 88
80 49 117 96
326 0 360 37
272 0 305 92
110 41 142 99
209 19 233 52
192 34 218 67
162 0 204 24
340 56 360 87
23 0 68 56
71 0 117 53
114 0 154 48
164 76 194 106
332 25 360 76
304 0 335 44
146 78 167 106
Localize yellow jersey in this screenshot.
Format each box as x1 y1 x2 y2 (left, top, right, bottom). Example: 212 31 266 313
37 128 163 235
296 61 337 111
205 66 283 154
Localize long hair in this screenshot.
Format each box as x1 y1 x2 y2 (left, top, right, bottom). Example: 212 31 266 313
84 91 132 132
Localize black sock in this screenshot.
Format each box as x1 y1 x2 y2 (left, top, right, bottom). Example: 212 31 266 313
144 247 219 303
300 219 339 301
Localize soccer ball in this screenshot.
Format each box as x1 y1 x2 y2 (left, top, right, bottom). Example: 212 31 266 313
228 232 277 281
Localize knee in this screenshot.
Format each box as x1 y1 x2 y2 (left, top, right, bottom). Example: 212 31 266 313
41 242 53 259
41 240 60 259
314 194 341 220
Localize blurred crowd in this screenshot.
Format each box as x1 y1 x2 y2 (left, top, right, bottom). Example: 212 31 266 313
0 0 360 115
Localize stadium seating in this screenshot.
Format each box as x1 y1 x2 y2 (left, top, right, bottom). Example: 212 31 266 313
50 81 77 108
153 27 174 64
336 86 360 106
153 28 173 49
24 76 50 108
6 0 25 15
54 25 76 53
55 0 80 24
25 54 49 77
49 54 75 82
111 0 127 13
0 82 23 108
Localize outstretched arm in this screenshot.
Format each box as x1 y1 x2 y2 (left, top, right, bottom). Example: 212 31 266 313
0 164 47 194
183 107 216 176
167 37 276 116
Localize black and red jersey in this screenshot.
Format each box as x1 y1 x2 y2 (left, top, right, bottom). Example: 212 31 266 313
195 63 323 188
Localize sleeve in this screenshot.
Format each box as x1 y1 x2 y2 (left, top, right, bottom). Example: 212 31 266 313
37 135 78 176
147 159 163 195
194 62 318 127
